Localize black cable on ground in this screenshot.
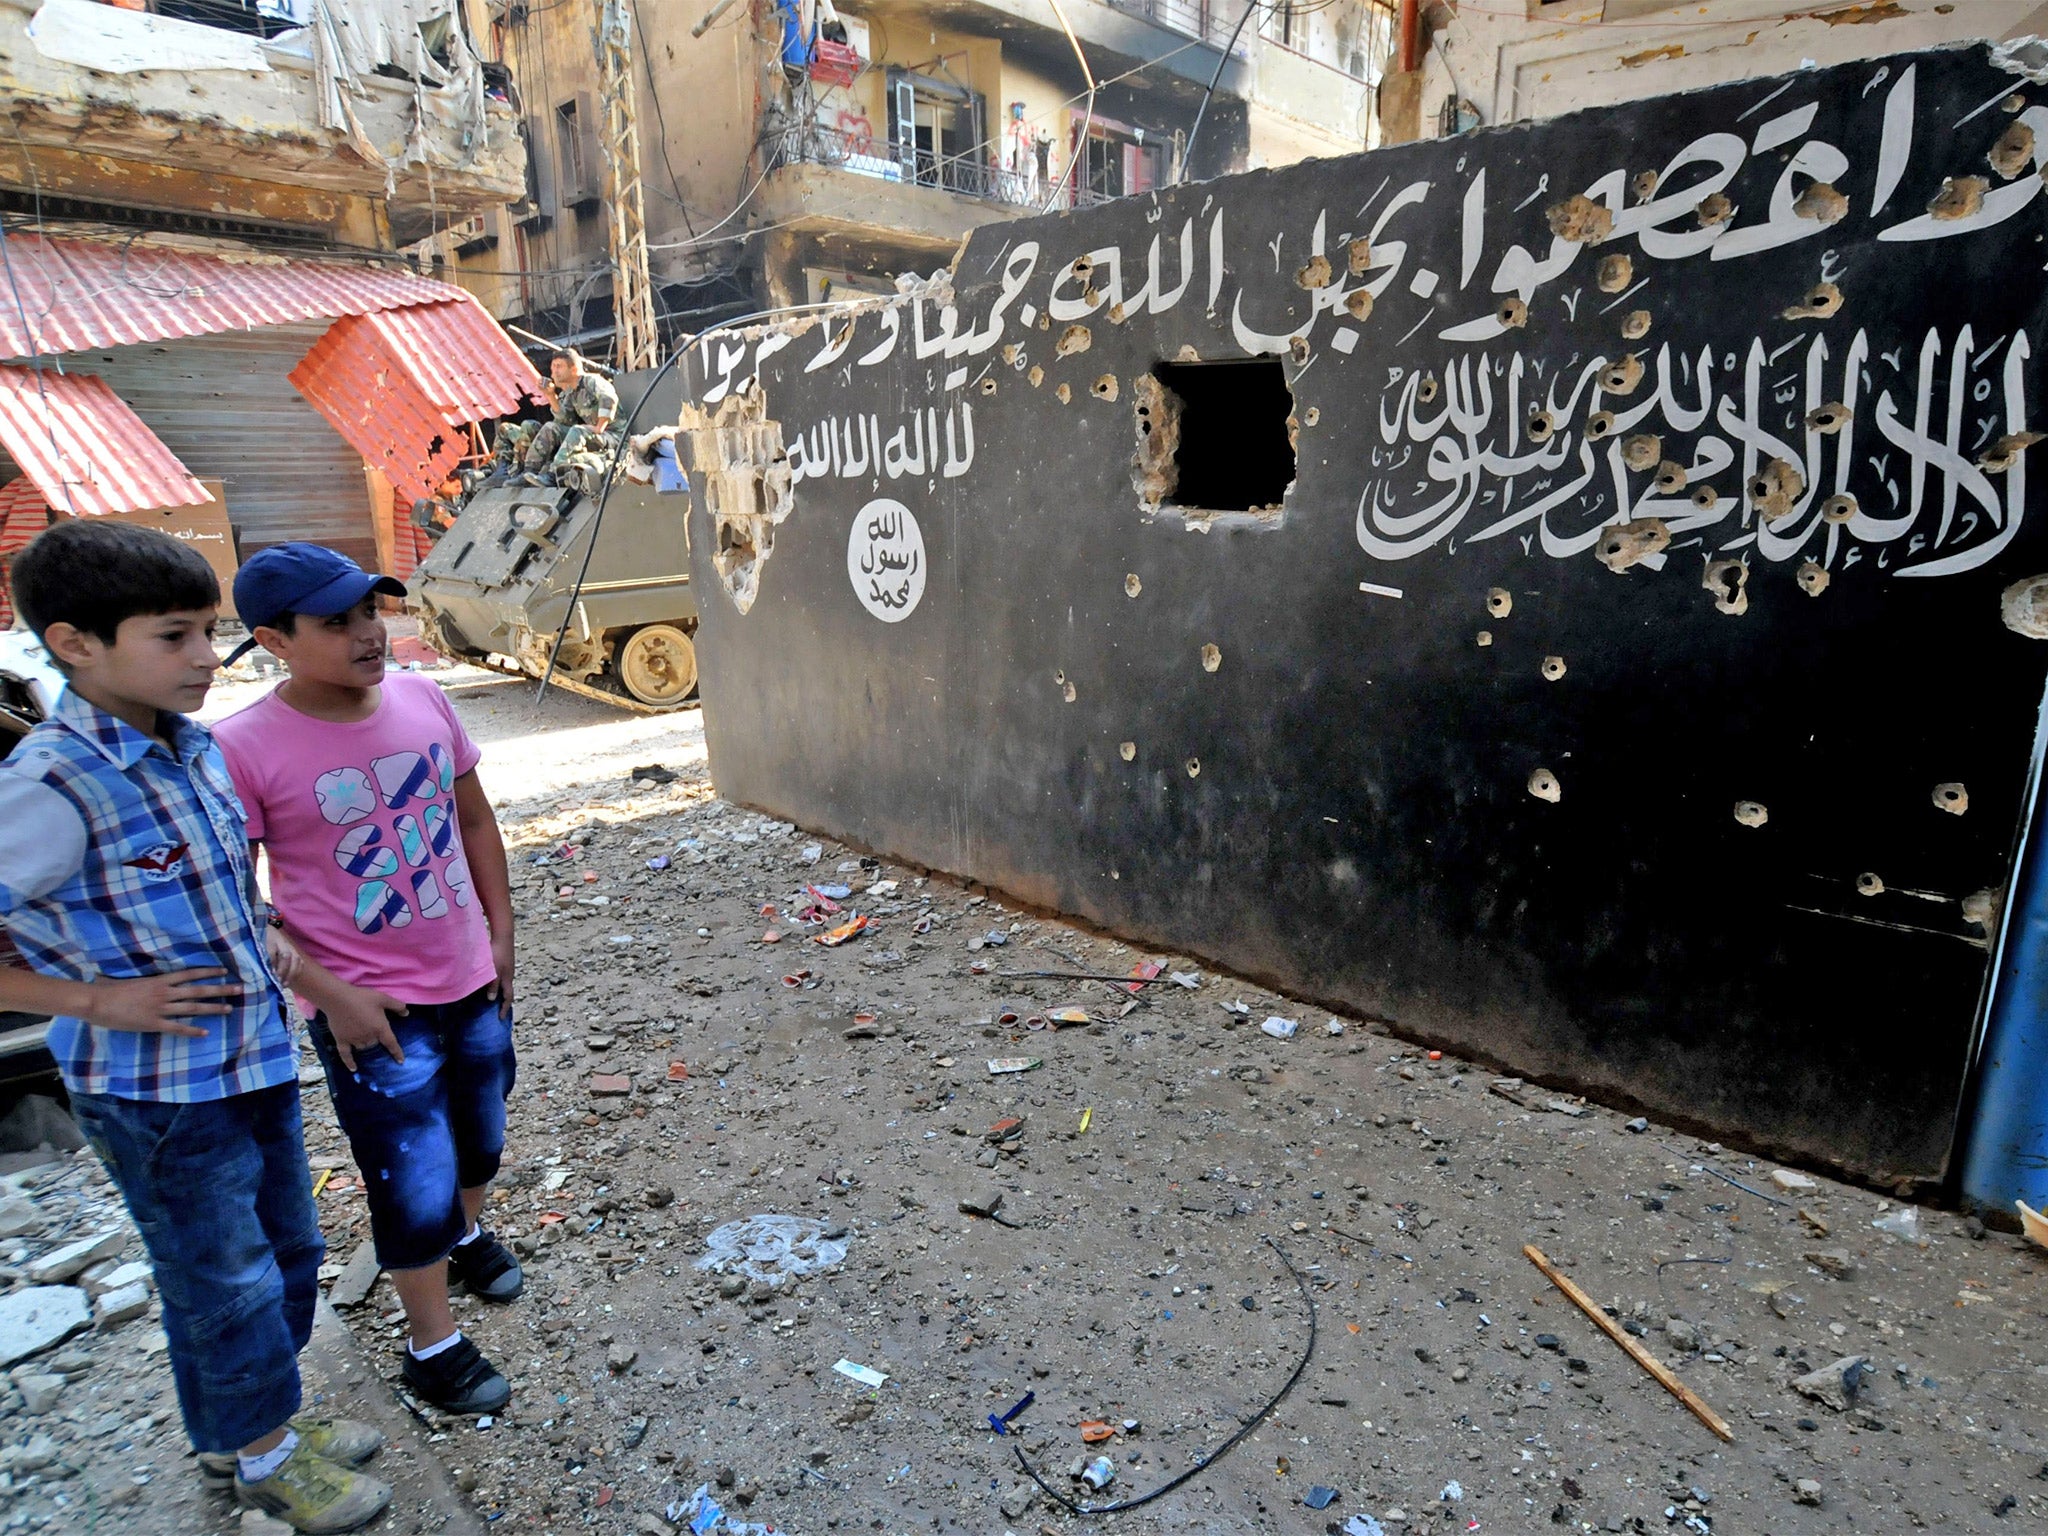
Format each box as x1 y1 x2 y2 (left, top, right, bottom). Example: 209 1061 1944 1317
1010 1233 1316 1515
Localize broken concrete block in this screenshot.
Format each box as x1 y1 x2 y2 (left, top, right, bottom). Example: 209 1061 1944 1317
0 1287 91 1367
1771 1168 1820 1194
26 1230 124 1285
13 1372 61 1414
999 1483 1036 1520
95 1282 150 1330
958 1188 1004 1218
326 1243 381 1308
1791 1354 1869 1413
1805 1248 1857 1279
1793 1479 1824 1506
0 1196 43 1241
83 1260 152 1299
589 1073 633 1096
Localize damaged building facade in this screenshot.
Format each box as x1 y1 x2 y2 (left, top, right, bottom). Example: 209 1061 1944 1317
429 0 1390 346
676 39 2048 1193
0 0 540 603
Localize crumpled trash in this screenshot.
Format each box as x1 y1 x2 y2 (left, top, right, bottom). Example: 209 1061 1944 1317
1872 1206 1929 1246
1261 1016 1299 1039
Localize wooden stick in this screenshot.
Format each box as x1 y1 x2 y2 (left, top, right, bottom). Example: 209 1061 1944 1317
1522 1243 1734 1443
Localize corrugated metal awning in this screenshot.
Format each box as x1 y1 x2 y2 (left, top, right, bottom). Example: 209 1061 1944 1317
0 365 208 516
0 235 462 361
290 298 543 503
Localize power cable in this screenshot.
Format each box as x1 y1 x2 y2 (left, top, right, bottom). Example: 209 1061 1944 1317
1178 0 1264 185
1011 1235 1317 1515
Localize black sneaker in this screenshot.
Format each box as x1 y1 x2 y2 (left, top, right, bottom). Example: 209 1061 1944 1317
446 1228 524 1301
400 1335 510 1414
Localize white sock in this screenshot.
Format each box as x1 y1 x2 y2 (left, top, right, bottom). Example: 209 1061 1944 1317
238 1429 299 1483
453 1223 482 1247
408 1329 463 1361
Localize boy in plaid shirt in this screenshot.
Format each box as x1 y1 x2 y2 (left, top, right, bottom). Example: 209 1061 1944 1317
0 522 388 1533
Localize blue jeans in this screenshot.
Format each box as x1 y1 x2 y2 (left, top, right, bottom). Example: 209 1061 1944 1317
308 984 516 1271
71 1082 321 1454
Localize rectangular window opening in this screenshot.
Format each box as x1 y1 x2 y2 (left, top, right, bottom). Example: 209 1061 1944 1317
1147 358 1296 516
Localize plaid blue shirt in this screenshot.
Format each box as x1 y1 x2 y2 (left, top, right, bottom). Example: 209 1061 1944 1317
0 689 293 1101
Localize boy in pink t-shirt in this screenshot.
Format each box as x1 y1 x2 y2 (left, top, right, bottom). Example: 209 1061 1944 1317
215 544 520 1417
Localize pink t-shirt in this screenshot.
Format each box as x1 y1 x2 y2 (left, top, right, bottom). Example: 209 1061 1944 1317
215 673 495 1006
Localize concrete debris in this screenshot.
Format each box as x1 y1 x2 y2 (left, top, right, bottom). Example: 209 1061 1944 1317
25 1229 125 1284
1791 1355 1871 1413
327 1241 383 1307
0 1286 91 1367
94 1281 152 1330
1770 1168 1820 1194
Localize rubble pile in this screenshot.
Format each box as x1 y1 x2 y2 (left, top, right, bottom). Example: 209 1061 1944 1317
289 688 2048 1536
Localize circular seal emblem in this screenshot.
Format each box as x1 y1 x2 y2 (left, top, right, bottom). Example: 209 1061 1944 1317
846 498 926 623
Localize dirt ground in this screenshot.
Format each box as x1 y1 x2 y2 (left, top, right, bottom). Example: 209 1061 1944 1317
150 665 2048 1533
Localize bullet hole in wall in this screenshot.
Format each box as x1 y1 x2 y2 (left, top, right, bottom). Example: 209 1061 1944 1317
1528 768 1561 803
1586 410 1617 439
1933 782 1969 815
1821 493 1858 525
1487 588 1513 618
1125 573 1143 598
1797 561 1831 596
1621 309 1652 340
1696 192 1734 227
1602 354 1644 395
1201 643 1222 672
1980 432 2044 472
1653 460 1688 494
1186 757 1202 779
1546 193 1613 244
1541 655 1567 681
1476 629 1493 646
1497 297 1529 329
1856 872 1885 897
1793 182 1848 223
1594 518 1670 573
1295 254 1333 289
1999 573 2048 637
1990 121 2036 179
1703 558 1750 615
1346 288 1376 321
1119 741 1137 762
1690 484 1720 510
1930 175 1988 220
1146 359 1298 517
1621 433 1662 471
1093 374 1120 401
1806 402 1851 433
1783 282 1843 321
1733 800 1769 828
1055 324 1092 357
1526 409 1555 443
1596 254 1633 292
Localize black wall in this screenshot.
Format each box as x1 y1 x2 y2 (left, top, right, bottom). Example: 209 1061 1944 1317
679 43 2048 1184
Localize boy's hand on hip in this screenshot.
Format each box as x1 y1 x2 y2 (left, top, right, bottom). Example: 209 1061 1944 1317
325 983 409 1072
488 932 516 1021
85 969 236 1037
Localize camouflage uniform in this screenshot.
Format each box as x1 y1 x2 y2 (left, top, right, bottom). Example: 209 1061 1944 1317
523 373 620 474
486 420 537 484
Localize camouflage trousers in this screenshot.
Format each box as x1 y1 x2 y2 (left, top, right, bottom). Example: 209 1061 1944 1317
523 422 617 473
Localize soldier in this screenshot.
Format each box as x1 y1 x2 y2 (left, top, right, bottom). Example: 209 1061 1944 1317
482 420 536 488
519 350 619 486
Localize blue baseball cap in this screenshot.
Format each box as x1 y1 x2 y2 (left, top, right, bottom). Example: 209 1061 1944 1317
226 543 406 662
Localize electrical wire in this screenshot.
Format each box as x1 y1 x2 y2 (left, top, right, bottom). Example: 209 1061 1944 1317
1040 0 1096 213
1178 0 1264 185
1011 1235 1317 1515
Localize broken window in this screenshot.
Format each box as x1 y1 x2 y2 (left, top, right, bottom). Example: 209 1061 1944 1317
1133 359 1296 523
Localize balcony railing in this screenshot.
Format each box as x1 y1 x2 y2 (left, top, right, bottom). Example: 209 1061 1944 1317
771 120 1115 212
1102 0 1255 56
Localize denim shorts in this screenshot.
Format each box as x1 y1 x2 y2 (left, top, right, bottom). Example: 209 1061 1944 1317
309 984 517 1271
72 1082 321 1453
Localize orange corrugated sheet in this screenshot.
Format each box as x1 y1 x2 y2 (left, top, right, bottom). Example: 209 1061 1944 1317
0 235 460 362
290 298 542 505
0 366 209 517
0 478 51 629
